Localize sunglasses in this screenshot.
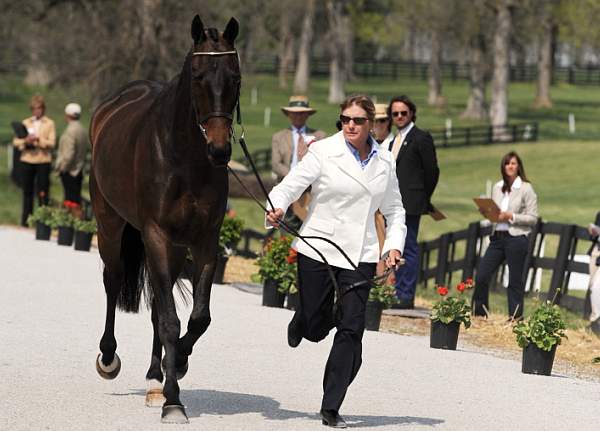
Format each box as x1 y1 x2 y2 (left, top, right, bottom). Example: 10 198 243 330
392 110 409 118
375 118 389 123
339 115 368 125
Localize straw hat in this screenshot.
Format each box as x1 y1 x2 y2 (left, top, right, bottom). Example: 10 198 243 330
374 103 389 120
281 95 316 115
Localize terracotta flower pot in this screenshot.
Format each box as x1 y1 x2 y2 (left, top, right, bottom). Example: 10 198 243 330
430 320 460 350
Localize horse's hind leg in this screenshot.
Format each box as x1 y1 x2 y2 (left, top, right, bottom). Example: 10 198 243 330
96 262 124 379
145 301 166 407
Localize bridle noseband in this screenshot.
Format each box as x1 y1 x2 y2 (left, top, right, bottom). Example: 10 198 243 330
191 49 241 139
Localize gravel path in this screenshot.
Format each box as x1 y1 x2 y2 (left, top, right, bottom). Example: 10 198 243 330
1 226 599 430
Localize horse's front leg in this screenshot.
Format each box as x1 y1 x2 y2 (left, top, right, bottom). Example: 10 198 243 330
143 224 188 424
176 242 218 368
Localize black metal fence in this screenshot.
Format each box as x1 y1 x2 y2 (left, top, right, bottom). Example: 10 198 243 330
235 122 538 171
254 56 600 85
418 216 599 316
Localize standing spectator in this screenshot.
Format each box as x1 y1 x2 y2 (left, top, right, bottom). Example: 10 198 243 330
587 220 600 336
372 103 394 148
266 95 406 428
471 152 538 320
55 103 89 211
271 95 326 230
12 95 56 226
387 95 440 309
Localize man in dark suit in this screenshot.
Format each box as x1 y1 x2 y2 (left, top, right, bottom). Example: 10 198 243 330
387 95 440 309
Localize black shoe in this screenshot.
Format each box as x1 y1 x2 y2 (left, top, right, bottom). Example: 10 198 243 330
287 316 303 348
391 298 414 310
320 409 347 428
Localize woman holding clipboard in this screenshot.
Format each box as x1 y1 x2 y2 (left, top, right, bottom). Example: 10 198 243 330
472 151 538 320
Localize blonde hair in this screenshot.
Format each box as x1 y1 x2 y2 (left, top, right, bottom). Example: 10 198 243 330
30 95 46 110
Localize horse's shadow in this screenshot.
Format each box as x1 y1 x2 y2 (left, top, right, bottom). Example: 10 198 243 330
128 388 444 428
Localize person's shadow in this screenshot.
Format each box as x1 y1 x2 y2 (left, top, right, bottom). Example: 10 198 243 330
127 388 444 428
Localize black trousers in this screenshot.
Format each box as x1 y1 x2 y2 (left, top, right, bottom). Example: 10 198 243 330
472 232 529 318
60 172 83 204
20 162 50 226
292 253 376 412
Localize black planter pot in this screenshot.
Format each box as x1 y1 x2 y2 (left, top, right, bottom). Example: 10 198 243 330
74 231 93 251
430 320 461 350
262 279 285 308
286 292 300 310
57 226 74 246
522 343 557 376
35 222 51 240
365 301 384 331
213 255 229 284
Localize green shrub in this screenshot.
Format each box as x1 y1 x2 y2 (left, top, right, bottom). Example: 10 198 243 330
368 283 398 308
256 235 297 294
218 215 244 256
513 301 567 351
49 207 74 228
26 205 54 227
73 218 97 233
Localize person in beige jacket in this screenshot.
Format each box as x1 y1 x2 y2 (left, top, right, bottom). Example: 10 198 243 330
472 151 538 320
13 95 56 226
55 103 89 206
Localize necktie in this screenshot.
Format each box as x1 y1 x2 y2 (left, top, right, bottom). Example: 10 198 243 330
296 131 307 161
391 133 402 159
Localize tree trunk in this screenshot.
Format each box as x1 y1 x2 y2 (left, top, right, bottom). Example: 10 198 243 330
343 17 356 82
534 16 554 108
427 29 444 107
461 34 488 119
327 0 346 104
277 4 294 89
489 1 512 140
293 0 316 94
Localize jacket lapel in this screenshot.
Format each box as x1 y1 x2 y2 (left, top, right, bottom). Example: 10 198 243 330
329 133 370 192
284 128 293 166
396 127 416 161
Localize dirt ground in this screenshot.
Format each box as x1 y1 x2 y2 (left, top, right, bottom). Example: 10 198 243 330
226 257 600 381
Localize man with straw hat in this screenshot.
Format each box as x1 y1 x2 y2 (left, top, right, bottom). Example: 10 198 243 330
271 95 326 229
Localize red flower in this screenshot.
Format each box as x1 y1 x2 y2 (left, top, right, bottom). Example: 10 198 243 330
286 248 297 264
465 278 474 288
457 282 466 293
437 286 449 296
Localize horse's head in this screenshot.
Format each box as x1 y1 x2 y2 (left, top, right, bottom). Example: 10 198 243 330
190 16 240 167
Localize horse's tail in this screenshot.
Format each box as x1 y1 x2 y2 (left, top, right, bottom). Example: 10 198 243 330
117 223 149 313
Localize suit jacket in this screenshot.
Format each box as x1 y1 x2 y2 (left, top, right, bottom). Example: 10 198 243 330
268 131 406 269
491 178 538 236
389 125 440 215
271 126 327 182
12 116 56 164
55 120 90 176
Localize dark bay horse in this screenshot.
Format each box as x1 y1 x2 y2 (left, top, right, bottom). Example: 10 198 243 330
90 16 240 423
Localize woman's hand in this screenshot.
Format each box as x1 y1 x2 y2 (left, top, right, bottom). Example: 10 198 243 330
266 208 284 228
498 211 513 222
385 249 402 270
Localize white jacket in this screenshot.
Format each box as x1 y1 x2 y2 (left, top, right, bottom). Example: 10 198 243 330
268 131 406 269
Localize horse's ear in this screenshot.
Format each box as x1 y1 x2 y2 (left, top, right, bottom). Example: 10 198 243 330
223 17 239 45
191 15 206 44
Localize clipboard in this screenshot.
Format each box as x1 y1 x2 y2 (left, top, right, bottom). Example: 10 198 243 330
473 198 500 222
11 121 28 139
428 203 446 221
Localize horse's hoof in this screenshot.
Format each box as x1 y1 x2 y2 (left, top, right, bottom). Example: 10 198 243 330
161 404 189 424
95 353 121 380
145 379 165 407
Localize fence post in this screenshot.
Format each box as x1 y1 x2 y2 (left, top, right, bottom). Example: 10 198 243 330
435 233 451 286
523 218 542 293
532 122 539 141
466 128 471 146
512 124 517 142
547 224 576 304
462 222 480 281
487 126 493 144
568 67 574 84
